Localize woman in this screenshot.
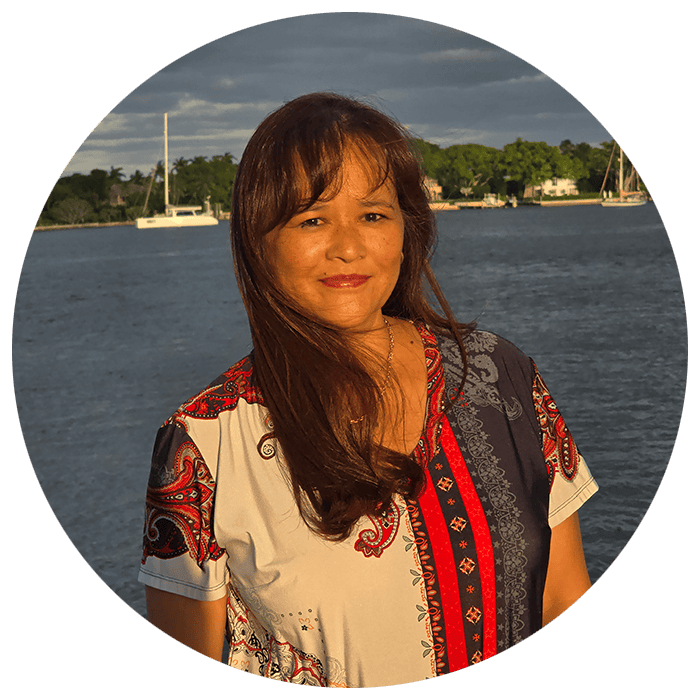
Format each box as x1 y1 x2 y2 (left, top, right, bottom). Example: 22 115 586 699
139 93 598 687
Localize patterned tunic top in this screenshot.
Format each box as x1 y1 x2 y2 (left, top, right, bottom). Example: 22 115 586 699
139 325 598 687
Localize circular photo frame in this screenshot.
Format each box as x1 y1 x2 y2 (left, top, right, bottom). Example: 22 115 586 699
5 2 695 697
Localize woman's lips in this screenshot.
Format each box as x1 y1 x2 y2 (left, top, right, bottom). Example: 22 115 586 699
320 274 371 288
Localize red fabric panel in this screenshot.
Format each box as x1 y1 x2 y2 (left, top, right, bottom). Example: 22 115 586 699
418 458 469 671
440 420 498 660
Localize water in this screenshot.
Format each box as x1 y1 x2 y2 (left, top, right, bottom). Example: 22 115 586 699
12 203 686 617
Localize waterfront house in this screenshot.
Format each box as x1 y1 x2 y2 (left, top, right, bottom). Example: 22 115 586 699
423 177 443 201
524 177 579 198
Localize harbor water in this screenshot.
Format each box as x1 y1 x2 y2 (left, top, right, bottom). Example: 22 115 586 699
12 202 686 618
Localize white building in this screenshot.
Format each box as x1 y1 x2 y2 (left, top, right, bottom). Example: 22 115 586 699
423 177 443 201
524 177 579 198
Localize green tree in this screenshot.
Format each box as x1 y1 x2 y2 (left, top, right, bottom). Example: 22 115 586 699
167 154 237 210
51 196 93 225
149 160 166 213
560 140 609 192
41 179 75 221
439 144 500 198
413 138 447 180
207 153 238 207
552 151 588 182
170 157 190 204
85 169 110 205
108 166 125 183
502 139 559 195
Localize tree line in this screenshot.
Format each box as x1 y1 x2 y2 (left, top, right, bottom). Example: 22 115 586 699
38 139 640 226
415 138 640 200
38 154 238 226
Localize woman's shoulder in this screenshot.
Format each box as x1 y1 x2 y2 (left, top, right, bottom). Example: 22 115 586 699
464 328 530 363
433 326 539 424
164 353 264 427
428 323 532 369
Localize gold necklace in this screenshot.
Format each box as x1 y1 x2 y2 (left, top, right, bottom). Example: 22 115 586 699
350 317 393 424
377 317 394 398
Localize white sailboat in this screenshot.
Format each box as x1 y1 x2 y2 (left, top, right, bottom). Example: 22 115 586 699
135 113 219 229
600 142 647 207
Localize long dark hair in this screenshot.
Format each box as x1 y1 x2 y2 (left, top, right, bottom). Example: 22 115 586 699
231 93 472 540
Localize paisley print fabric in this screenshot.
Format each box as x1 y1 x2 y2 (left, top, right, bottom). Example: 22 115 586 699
139 325 598 686
143 426 225 567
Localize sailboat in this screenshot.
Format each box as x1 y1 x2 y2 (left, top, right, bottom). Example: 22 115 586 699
135 113 219 229
600 142 647 207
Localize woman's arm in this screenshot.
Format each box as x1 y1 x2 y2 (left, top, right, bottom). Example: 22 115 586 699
542 511 591 626
145 586 228 661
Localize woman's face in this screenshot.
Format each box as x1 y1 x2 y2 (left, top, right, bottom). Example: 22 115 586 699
265 148 404 332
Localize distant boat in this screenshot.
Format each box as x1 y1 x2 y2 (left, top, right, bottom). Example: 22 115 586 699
464 193 506 209
135 203 219 229
480 193 505 209
135 113 219 229
600 142 647 207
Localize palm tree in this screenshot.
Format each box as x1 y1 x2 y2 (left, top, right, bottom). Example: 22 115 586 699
171 157 190 204
108 166 125 182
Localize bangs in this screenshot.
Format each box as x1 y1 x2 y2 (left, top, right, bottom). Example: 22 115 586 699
281 135 394 223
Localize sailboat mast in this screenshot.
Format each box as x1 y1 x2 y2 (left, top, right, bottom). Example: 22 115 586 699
164 113 169 209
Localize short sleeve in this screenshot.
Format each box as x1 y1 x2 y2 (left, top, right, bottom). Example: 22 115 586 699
531 361 599 528
138 420 229 601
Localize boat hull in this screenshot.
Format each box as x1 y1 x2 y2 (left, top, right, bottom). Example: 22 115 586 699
135 215 219 229
601 200 646 208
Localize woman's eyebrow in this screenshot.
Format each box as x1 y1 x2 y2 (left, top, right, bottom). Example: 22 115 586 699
295 197 395 212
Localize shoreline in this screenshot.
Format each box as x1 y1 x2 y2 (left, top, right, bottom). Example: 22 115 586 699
429 197 604 212
34 217 229 231
428 202 462 211
36 199 611 229
34 221 137 231
538 198 602 207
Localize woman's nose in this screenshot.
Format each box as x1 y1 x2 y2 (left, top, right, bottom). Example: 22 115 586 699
327 222 366 262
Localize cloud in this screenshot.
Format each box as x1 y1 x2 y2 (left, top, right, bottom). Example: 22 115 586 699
419 48 503 63
58 14 610 176
505 73 549 85
169 98 279 119
405 123 494 146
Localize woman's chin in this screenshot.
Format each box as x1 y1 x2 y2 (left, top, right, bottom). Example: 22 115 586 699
319 312 387 334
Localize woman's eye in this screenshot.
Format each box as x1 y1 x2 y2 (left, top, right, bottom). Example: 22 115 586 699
300 218 321 228
364 212 385 223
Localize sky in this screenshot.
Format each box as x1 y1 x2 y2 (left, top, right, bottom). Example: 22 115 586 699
62 13 613 178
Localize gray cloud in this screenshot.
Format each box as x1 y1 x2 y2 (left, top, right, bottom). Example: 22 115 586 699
64 13 610 177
